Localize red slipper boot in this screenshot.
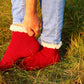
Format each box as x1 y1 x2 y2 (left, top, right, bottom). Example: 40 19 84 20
0 31 40 71
18 47 61 70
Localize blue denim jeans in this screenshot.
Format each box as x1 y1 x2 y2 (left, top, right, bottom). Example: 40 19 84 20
11 0 65 49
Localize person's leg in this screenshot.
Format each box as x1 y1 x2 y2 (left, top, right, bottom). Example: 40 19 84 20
39 0 65 48
0 0 40 71
17 0 65 70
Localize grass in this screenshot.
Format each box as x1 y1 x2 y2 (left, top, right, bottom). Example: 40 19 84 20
0 0 84 84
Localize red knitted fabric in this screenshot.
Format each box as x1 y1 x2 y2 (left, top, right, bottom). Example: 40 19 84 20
18 47 61 70
0 31 40 71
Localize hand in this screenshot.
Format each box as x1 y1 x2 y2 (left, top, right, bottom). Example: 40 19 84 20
24 12 42 36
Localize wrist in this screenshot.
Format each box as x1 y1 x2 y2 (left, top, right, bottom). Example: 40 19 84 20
25 10 38 16
26 0 37 16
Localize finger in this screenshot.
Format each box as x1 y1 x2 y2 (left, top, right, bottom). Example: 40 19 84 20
27 28 35 36
34 26 40 36
35 30 39 36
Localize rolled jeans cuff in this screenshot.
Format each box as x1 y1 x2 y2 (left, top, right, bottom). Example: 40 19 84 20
38 37 62 49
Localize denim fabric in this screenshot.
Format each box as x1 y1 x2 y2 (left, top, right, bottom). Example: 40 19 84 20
40 0 65 44
11 0 65 45
11 0 26 24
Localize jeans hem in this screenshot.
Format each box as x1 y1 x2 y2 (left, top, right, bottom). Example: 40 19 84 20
38 37 62 49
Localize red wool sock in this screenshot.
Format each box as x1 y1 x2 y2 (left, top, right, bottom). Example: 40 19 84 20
0 31 40 71
18 47 61 70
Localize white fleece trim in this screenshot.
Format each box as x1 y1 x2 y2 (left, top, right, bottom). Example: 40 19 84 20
41 41 62 49
38 37 62 49
10 24 27 33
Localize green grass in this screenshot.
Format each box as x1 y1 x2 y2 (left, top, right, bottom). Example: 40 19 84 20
0 0 84 84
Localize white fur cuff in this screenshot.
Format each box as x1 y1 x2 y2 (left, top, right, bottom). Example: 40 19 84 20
10 24 27 33
41 41 62 49
38 37 62 49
